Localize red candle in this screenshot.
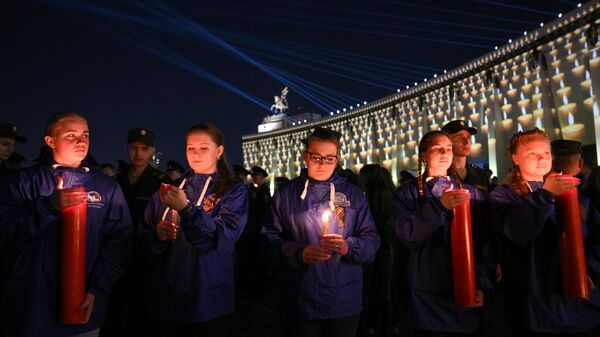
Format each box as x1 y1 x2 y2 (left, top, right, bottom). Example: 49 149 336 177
449 189 477 307
57 177 87 324
556 187 589 299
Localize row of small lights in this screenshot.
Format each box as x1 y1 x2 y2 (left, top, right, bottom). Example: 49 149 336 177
291 100 370 125
393 3 583 96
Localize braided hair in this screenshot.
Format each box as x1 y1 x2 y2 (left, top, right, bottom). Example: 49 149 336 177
416 131 463 199
507 128 549 196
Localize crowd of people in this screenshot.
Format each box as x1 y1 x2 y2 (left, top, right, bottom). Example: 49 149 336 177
1 111 600 337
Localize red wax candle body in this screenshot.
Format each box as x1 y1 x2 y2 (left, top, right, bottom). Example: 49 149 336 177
450 189 477 307
57 176 87 325
556 188 589 299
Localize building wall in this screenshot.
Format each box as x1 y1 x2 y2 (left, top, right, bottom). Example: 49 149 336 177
242 2 600 185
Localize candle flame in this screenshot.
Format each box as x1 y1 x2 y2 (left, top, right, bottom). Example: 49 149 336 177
562 94 569 105
568 113 575 125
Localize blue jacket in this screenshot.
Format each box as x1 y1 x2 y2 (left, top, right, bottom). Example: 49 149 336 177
140 173 248 322
261 172 380 320
392 179 495 333
490 183 600 333
0 163 132 337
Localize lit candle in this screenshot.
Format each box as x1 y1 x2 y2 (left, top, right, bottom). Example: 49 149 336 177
322 210 331 236
562 113 585 140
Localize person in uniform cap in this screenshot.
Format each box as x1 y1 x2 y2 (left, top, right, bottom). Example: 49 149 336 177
166 160 185 184
233 164 252 184
107 127 170 336
442 120 491 193
0 123 27 178
242 165 272 297
551 139 583 176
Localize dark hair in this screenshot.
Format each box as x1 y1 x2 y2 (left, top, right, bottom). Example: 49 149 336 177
359 164 394 228
508 128 549 196
45 111 86 136
416 131 463 199
304 133 341 151
186 123 234 200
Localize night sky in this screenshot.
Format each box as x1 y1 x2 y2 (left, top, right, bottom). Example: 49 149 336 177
1 0 581 170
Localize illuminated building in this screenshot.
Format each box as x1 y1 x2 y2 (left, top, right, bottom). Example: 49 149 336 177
242 2 600 186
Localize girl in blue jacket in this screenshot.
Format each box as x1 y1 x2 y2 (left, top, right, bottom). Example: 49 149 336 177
490 128 600 336
140 123 248 337
392 130 495 337
0 111 132 337
262 127 380 337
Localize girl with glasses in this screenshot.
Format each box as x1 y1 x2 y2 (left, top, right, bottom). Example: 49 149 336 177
262 127 380 337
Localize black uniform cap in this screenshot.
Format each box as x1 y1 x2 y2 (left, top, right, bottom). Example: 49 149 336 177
551 139 582 156
233 164 251 176
251 165 269 177
441 120 478 135
127 128 155 146
166 160 185 173
0 123 27 143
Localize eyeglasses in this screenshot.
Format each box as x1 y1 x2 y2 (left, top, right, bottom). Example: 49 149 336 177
306 151 338 165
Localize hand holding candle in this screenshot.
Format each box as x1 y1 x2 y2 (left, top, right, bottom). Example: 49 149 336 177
320 234 349 256
159 183 188 211
156 219 178 241
543 173 580 196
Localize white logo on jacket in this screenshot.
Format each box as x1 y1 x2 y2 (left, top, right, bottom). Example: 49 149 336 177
87 191 104 208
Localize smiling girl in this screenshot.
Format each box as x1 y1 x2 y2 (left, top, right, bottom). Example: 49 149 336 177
392 131 494 337
490 129 600 336
140 123 248 337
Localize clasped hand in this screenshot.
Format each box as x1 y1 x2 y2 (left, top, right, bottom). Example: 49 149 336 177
159 184 188 211
50 187 87 210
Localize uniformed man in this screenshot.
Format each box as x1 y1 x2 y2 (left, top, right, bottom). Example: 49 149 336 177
116 128 170 227
551 139 584 176
233 164 252 184
105 128 169 336
166 160 185 185
442 120 491 193
0 123 27 178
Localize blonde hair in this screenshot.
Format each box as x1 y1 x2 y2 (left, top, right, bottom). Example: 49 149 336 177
507 128 549 196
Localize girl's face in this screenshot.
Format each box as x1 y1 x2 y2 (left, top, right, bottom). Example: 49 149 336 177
304 139 338 181
44 116 89 167
512 137 551 181
186 131 223 174
423 135 453 176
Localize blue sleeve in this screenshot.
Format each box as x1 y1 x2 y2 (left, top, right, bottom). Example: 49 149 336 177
0 170 58 249
139 192 170 264
342 194 381 264
88 183 132 297
490 185 555 247
391 183 451 250
179 182 249 253
260 189 306 269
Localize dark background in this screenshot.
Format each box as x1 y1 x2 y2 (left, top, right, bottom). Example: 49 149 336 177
0 0 580 169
